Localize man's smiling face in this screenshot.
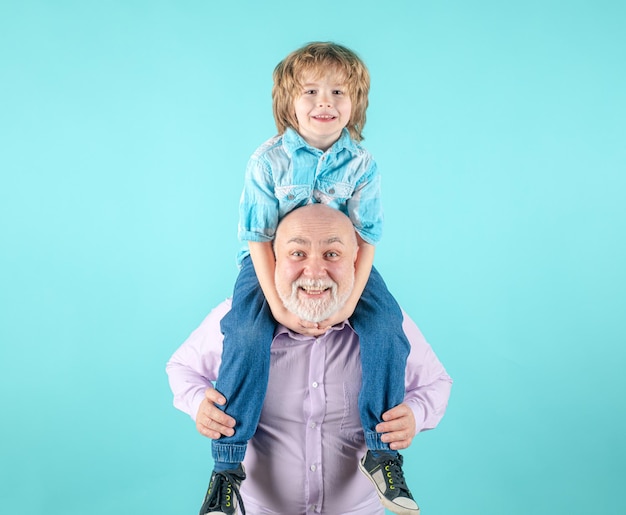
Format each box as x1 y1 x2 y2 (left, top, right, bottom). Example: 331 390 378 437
274 205 358 323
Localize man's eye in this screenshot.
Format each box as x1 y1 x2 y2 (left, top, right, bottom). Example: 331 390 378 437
325 251 339 258
291 251 304 257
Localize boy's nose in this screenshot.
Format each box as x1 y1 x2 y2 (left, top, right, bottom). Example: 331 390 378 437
318 93 332 108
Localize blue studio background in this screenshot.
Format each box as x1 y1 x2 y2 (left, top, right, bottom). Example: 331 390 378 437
1 1 624 514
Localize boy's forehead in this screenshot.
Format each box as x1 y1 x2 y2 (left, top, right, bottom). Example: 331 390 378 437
299 65 348 84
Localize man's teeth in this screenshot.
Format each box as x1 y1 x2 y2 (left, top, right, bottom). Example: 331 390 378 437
300 286 327 294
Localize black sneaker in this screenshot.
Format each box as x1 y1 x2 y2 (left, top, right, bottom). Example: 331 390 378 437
358 451 420 515
199 464 246 515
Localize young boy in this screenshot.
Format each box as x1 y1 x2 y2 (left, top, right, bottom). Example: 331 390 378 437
201 42 418 515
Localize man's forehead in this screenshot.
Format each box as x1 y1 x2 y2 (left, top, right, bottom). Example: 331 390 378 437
285 235 345 246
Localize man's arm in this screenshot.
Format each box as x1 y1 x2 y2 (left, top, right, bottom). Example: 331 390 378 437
401 310 453 434
375 311 453 448
334 308 451 450
165 300 231 421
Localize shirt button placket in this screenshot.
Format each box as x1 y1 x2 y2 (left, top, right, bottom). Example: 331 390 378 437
306 334 326 511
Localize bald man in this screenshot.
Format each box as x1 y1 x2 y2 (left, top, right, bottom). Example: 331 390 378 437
167 204 452 515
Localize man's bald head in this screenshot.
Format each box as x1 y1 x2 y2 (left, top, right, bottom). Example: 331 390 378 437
274 204 359 323
275 204 358 251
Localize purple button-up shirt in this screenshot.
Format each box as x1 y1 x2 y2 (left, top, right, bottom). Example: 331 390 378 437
166 299 452 515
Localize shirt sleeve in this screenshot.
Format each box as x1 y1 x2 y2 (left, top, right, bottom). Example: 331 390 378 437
165 299 231 421
237 154 280 243
347 158 383 245
401 311 453 434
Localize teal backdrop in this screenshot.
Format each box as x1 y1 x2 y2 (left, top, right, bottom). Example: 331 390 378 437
1 1 624 514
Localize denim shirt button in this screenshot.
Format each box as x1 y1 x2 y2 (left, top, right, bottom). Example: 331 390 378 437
287 194 294 200
329 188 335 194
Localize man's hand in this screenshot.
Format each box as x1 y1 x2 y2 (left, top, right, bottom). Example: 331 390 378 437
376 403 416 450
195 388 236 440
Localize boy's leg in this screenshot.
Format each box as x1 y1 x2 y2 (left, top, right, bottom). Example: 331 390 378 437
350 266 409 449
351 267 420 515
199 256 274 515
213 256 275 464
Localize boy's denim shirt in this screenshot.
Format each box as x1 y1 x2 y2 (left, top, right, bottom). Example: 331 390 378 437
237 127 383 266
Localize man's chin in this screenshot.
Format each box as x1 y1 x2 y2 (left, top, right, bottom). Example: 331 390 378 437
290 299 337 324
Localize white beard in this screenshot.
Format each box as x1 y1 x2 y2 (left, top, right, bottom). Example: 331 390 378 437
278 278 353 323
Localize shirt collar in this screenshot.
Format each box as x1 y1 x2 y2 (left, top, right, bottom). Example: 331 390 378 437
282 127 356 156
274 319 353 341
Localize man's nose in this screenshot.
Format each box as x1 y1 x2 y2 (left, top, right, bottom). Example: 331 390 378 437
303 257 327 277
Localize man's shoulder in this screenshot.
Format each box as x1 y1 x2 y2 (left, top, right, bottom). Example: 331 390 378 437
198 298 232 328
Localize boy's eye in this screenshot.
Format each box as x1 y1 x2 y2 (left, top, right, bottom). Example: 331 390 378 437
304 89 316 95
332 90 344 95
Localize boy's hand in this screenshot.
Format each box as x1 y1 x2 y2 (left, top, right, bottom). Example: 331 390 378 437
272 306 327 336
196 388 236 440
376 403 416 450
315 301 356 332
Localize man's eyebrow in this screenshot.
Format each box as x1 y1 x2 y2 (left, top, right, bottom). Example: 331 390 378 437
285 236 344 245
286 237 310 245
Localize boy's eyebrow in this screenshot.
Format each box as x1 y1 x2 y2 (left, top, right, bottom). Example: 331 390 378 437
301 80 346 88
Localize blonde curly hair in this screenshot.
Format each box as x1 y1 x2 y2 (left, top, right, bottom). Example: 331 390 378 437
272 42 370 142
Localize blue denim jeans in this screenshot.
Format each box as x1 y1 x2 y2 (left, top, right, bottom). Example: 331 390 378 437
350 267 411 450
214 257 275 463
214 257 410 462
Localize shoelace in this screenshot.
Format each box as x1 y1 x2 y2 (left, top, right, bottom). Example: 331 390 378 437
205 470 246 515
382 456 412 497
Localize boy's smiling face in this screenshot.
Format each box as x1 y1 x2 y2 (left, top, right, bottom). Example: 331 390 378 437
293 71 352 151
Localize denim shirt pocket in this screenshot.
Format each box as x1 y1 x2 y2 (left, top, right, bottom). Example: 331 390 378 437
312 180 354 206
275 184 312 216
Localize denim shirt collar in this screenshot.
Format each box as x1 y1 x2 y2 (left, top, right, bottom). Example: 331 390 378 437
282 127 356 157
